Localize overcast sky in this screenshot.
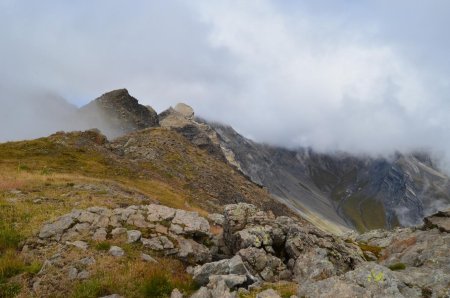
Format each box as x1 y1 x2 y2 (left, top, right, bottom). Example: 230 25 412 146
1 0 450 162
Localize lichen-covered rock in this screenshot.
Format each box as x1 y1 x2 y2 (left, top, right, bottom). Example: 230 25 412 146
141 236 174 251
92 228 107 241
192 255 248 285
171 210 210 237
176 238 211 264
208 213 225 226
222 203 363 284
238 247 291 282
208 274 247 289
39 215 75 239
146 204 176 222
127 230 142 243
298 262 407 298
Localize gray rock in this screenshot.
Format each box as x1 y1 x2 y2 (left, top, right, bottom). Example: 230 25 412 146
78 256 96 266
127 230 142 243
146 204 176 221
141 253 158 263
67 240 88 250
292 248 336 283
68 267 78 280
77 270 90 279
192 255 248 285
177 238 211 264
238 247 290 282
208 213 225 226
92 228 108 241
170 288 183 298
298 262 407 298
141 236 174 251
256 289 281 298
39 215 74 239
171 210 210 236
99 295 124 298
190 287 211 298
109 246 124 257
169 224 184 235
78 211 99 224
209 279 235 298
111 227 127 238
74 223 91 234
208 274 247 289
127 213 148 228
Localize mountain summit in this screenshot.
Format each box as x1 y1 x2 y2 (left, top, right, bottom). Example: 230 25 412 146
79 89 159 138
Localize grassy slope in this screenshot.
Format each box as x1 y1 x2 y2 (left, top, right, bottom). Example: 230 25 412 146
0 128 288 297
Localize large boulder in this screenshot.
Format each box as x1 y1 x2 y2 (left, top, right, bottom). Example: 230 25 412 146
176 238 212 264
298 262 409 298
423 209 450 233
170 210 210 237
222 203 364 283
192 255 248 285
39 211 81 240
238 247 291 282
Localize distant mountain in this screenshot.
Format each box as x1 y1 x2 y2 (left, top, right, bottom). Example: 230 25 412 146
77 89 450 233
209 123 450 232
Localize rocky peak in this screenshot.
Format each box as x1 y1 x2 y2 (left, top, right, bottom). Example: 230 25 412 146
158 103 228 161
174 103 194 119
79 89 159 138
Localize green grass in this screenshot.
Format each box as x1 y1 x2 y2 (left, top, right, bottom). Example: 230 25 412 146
141 272 174 298
95 241 111 251
0 281 21 298
72 279 111 298
0 250 24 281
0 205 23 252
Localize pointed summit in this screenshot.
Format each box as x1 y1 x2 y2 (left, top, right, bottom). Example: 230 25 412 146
80 89 159 138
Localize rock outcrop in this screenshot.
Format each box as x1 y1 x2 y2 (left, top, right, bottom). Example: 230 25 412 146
80 89 159 138
36 204 212 265
158 103 227 161
28 202 450 297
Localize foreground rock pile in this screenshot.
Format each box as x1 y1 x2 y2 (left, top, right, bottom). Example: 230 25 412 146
37 204 212 265
30 203 450 297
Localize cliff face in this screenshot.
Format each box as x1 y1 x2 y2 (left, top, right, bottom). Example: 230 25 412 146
209 122 450 232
